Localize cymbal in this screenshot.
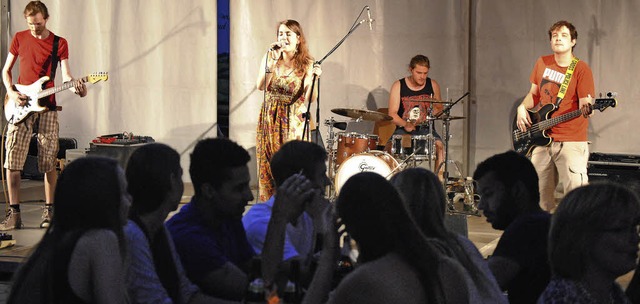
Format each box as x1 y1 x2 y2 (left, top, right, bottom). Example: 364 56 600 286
331 108 392 122
412 98 451 104
331 121 347 130
418 116 466 123
440 116 465 121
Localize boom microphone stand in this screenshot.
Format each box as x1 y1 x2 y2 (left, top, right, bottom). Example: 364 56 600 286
302 6 373 143
435 91 469 185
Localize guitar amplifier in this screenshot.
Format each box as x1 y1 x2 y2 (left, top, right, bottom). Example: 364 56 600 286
587 152 640 191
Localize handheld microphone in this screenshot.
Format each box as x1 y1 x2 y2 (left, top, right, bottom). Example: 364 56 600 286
269 41 286 51
366 6 374 31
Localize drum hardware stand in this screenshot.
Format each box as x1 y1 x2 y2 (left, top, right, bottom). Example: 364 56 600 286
434 91 469 186
301 6 372 142
433 92 479 215
425 102 438 171
324 118 339 199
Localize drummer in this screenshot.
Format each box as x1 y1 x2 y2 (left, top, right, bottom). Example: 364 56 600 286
386 54 445 177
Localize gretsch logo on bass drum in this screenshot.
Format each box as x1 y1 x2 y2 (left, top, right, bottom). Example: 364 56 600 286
358 160 375 172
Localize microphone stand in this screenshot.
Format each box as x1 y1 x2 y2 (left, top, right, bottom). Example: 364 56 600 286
302 6 371 143
434 91 469 187
435 91 469 119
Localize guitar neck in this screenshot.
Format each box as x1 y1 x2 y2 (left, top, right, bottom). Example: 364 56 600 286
36 76 88 99
537 108 583 131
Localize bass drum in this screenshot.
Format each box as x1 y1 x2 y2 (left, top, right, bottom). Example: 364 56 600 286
334 150 399 194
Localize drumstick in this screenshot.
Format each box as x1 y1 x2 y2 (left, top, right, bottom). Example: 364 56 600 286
386 153 415 178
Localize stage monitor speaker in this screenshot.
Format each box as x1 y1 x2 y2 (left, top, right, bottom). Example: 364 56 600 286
588 152 640 191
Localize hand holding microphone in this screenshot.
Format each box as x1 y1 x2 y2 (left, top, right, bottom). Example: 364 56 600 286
269 41 287 51
268 41 287 61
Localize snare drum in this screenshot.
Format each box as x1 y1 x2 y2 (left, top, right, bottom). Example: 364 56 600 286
334 150 399 194
336 132 378 166
411 135 435 160
390 134 405 159
390 134 413 159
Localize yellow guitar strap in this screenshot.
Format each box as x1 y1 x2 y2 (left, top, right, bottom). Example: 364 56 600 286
555 56 580 106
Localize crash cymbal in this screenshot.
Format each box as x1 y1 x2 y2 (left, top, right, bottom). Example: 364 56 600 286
331 108 392 122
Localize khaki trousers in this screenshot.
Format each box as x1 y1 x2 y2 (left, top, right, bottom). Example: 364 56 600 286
530 141 589 211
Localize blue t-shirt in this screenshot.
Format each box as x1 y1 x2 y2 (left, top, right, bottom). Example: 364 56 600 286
165 200 255 283
242 195 315 261
125 220 199 304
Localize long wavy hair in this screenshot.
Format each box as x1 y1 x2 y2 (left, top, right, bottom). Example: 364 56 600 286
337 172 447 303
8 157 126 304
277 19 313 76
391 167 497 298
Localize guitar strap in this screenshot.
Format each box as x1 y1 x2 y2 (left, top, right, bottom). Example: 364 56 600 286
555 56 580 106
49 35 60 83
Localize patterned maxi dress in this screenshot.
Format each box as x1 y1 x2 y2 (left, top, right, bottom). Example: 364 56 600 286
257 69 308 202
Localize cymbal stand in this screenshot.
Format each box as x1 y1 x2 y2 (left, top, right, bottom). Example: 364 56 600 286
434 92 479 216
324 118 338 198
437 117 479 215
426 103 437 170
434 92 469 186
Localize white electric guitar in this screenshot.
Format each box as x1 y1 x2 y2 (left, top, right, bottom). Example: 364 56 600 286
4 72 108 124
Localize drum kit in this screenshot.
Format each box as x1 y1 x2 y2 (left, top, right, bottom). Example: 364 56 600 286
324 99 478 215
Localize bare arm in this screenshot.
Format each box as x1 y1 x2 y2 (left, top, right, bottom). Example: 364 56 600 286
60 59 87 97
70 230 127 304
256 45 284 91
388 80 414 131
2 53 28 104
262 173 316 287
430 79 444 116
515 83 538 132
197 262 248 301
579 95 594 117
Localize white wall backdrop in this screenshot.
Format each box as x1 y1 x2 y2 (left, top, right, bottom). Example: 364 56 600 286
231 0 640 181
231 0 470 182
4 0 638 183
4 0 217 179
471 0 640 167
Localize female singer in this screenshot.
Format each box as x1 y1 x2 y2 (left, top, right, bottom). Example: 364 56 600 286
256 19 322 202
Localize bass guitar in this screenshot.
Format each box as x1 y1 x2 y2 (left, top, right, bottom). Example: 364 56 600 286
512 98 617 157
4 72 108 124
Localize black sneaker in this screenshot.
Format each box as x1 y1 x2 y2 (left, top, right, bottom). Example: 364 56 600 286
40 205 53 228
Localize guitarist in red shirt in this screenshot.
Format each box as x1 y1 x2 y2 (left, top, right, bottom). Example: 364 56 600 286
515 20 595 212
1 1 86 230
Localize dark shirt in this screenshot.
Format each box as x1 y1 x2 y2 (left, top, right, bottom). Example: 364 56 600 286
166 200 255 283
492 211 551 304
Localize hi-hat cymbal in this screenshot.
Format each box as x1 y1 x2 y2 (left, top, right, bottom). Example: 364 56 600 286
419 116 466 123
331 108 392 122
331 121 347 130
412 98 451 104
440 116 465 121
